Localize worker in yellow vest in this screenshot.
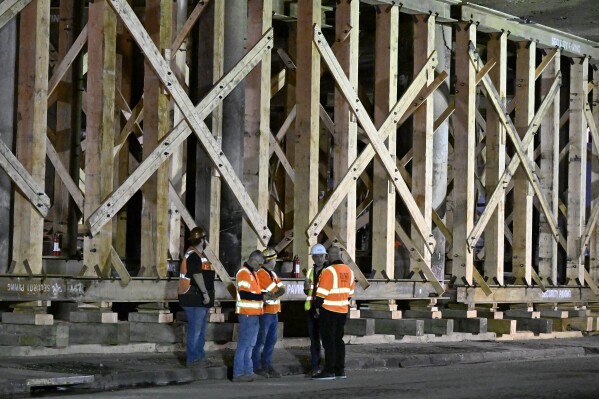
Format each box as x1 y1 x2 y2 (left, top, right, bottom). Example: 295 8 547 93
252 247 286 378
303 243 328 376
232 250 264 382
312 245 355 380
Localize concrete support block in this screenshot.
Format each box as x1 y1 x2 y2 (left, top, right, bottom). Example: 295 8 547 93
130 322 184 343
1 312 53 325
70 311 118 324
487 319 517 335
423 319 453 335
0 323 68 347
206 323 235 342
547 317 593 332
504 310 540 319
568 310 591 318
128 312 173 323
441 309 477 318
345 318 375 336
68 321 129 345
375 319 424 336
515 318 553 334
452 318 488 334
359 309 402 319
403 310 442 319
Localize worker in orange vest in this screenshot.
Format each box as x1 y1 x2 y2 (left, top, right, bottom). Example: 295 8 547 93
252 247 286 378
312 245 355 380
232 250 264 382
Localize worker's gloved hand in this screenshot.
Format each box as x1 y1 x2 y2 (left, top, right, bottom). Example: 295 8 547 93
264 291 276 300
202 292 210 305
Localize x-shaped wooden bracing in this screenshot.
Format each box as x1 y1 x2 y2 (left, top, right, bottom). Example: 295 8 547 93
310 26 437 252
466 45 560 251
86 0 272 247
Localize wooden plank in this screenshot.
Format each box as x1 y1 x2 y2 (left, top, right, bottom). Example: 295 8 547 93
269 131 295 182
538 50 561 285
170 0 211 54
566 57 588 286
47 24 88 99
86 12 273 242
314 25 436 253
483 33 506 285
331 0 358 261
410 13 435 274
307 54 435 240
0 0 32 30
451 22 476 285
293 0 321 267
12 0 50 275
46 137 84 211
511 41 536 286
0 140 50 216
113 96 143 156
269 105 296 158
109 246 132 286
242 0 272 256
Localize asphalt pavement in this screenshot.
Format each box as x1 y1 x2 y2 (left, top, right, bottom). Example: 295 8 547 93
1 334 599 396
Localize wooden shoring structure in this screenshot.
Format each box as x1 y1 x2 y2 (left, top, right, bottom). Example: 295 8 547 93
2 0 599 308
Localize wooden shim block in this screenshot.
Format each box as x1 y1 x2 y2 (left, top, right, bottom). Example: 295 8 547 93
505 310 541 319
423 319 453 335
375 319 424 336
1 312 53 325
345 318 375 336
452 318 488 334
0 139 50 217
359 309 402 319
487 319 517 335
441 309 477 319
403 310 442 320
515 318 553 334
539 310 569 318
88 4 273 244
349 309 361 319
209 313 225 323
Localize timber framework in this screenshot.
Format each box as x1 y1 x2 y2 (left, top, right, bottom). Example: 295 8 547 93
1 0 599 328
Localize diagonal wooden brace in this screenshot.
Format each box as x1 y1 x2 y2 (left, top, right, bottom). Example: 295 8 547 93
0 139 50 217
583 268 599 296
89 1 272 246
46 137 84 211
467 47 561 249
314 25 436 254
0 0 32 30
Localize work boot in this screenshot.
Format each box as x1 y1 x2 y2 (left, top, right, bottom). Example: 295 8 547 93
267 367 281 378
254 368 270 378
335 370 347 379
311 372 335 380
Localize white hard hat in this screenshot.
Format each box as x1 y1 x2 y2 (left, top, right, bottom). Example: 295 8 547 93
310 243 327 255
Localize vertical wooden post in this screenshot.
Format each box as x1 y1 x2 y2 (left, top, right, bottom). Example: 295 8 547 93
294 0 320 267
140 0 172 277
12 0 50 274
538 50 561 285
284 25 297 238
331 0 358 260
52 0 74 247
371 4 398 278
483 32 507 285
83 0 116 275
242 0 272 256
512 41 536 286
410 13 435 274
451 22 476 285
592 68 599 283
566 57 588 285
208 0 225 255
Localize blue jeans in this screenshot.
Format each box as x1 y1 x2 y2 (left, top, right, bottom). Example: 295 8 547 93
233 314 260 377
183 306 209 365
252 313 278 370
307 312 321 371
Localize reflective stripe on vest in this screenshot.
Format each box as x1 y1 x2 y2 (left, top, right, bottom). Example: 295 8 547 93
304 267 315 311
315 264 355 313
257 268 283 314
235 267 263 315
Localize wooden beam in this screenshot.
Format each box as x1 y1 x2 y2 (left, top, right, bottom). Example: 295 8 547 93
46 137 84 211
170 0 211 55
242 0 272 256
307 53 435 240
0 0 32 30
538 50 561 285
86 12 273 244
109 246 132 286
47 24 88 99
566 57 588 286
314 25 436 253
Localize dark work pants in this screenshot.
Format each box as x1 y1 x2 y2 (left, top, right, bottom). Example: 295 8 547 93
319 308 347 374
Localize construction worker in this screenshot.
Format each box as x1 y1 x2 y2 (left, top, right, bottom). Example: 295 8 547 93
304 243 328 376
252 247 286 378
178 227 215 368
312 245 355 380
232 250 264 382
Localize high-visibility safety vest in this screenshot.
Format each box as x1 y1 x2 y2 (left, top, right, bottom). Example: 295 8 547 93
257 268 284 314
304 267 317 311
315 263 355 313
235 265 264 315
178 248 211 295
